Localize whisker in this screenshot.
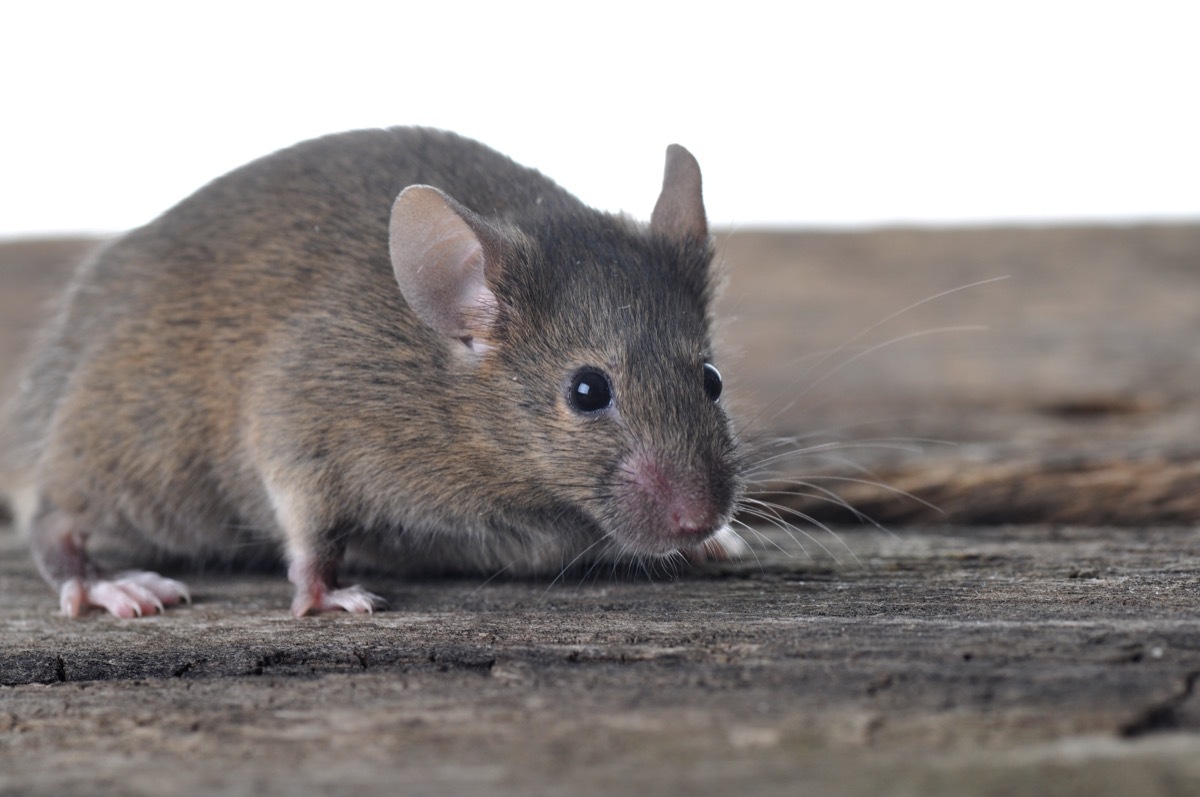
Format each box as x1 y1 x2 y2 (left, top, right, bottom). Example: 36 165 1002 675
775 474 945 516
737 498 825 558
722 522 765 570
740 496 857 565
744 439 938 473
737 276 1007 435
773 325 989 422
746 485 886 532
584 542 621 585
471 560 519 593
539 536 608 602
735 507 803 557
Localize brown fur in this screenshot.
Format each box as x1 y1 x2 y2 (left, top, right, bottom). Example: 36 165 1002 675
1 127 742 614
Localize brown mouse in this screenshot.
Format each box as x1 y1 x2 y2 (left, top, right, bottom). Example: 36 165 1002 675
0 127 745 617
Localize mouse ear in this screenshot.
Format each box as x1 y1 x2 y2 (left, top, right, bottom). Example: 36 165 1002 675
389 185 500 350
650 144 708 240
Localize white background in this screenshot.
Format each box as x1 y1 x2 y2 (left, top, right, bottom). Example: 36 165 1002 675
1 0 1196 237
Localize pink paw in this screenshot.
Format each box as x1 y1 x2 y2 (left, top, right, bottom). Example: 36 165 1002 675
59 571 192 618
686 525 749 563
290 583 385 617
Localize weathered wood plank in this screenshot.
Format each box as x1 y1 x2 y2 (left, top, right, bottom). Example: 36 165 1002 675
2 226 1199 795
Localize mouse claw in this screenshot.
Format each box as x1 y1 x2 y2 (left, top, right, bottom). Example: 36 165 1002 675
291 583 386 617
59 571 192 618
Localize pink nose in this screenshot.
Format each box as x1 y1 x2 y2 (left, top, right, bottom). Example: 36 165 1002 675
621 449 722 541
670 503 718 537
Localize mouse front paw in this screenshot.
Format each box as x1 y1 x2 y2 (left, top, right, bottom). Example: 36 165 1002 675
59 571 192 618
290 583 386 617
286 546 386 617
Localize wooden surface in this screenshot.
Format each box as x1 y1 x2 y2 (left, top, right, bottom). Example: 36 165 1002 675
2 225 1199 796
714 225 1200 526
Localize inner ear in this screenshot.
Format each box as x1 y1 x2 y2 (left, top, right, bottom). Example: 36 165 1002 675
389 185 499 347
650 144 708 240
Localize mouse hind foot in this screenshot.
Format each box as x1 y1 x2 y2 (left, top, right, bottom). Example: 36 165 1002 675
59 571 191 618
31 502 191 618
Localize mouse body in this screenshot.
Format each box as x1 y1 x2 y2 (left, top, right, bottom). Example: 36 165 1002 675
1 127 744 617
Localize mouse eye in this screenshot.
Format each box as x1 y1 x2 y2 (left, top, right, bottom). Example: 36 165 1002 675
568 368 613 414
703 362 723 402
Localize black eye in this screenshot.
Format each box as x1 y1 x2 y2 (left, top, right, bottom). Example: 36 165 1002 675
569 368 613 413
703 362 722 402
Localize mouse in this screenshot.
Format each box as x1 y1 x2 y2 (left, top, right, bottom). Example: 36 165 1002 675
0 126 746 618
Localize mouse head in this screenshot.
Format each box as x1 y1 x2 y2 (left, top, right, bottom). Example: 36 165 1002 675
389 145 741 557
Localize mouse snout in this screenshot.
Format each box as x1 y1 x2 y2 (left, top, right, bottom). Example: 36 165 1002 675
668 498 720 538
617 449 728 551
